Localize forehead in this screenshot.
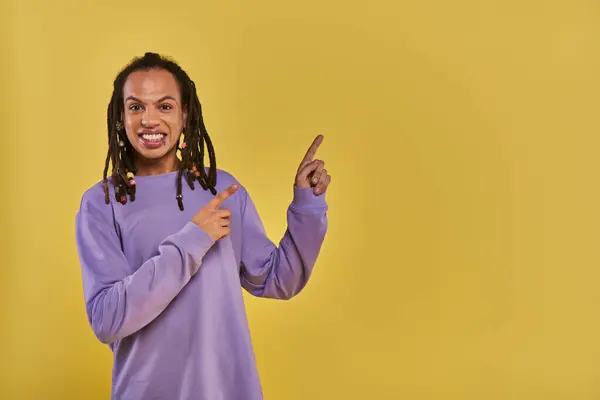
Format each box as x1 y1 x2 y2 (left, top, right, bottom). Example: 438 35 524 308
123 69 181 101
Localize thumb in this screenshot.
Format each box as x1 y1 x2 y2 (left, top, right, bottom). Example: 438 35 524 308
296 160 320 181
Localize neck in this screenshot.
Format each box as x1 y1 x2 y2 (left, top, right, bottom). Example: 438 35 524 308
134 151 182 176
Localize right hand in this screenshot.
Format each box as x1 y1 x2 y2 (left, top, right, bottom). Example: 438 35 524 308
192 184 239 241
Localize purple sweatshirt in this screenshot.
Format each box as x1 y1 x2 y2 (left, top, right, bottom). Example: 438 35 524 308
75 169 328 400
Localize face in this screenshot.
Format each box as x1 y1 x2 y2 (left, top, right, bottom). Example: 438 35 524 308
122 68 187 163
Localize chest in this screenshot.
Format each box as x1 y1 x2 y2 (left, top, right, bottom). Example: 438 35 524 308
111 184 243 274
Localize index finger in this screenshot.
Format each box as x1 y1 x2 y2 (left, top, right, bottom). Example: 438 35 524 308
207 184 239 209
299 135 324 167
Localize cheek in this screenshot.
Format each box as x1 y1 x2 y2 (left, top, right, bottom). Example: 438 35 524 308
164 114 183 135
124 116 140 140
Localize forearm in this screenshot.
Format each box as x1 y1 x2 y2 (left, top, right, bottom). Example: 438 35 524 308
241 187 328 299
81 222 214 344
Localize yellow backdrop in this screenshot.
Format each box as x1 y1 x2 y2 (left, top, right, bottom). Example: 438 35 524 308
2 0 600 399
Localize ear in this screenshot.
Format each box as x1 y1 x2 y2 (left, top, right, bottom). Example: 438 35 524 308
182 105 188 127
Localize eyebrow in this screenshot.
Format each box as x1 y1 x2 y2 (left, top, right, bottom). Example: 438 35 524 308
125 95 178 104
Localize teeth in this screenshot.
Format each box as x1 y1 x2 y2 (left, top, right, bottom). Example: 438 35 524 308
142 134 164 141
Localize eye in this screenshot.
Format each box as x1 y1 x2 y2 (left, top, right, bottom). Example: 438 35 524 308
129 104 143 111
160 104 173 111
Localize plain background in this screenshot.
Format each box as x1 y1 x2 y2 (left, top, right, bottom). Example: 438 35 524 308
2 0 600 399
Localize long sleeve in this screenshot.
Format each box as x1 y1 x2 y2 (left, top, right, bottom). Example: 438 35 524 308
239 185 328 300
75 190 215 345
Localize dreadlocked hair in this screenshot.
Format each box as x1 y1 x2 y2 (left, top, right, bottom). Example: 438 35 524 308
104 52 218 211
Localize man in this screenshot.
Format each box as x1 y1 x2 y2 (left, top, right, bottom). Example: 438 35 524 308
75 52 330 399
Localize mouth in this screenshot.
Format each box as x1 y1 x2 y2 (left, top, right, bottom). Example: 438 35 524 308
138 132 167 149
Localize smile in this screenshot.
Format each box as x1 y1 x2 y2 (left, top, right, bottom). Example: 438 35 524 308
140 133 166 141
138 132 167 149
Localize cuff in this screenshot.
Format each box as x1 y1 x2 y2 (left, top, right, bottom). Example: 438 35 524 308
291 185 328 210
175 221 215 261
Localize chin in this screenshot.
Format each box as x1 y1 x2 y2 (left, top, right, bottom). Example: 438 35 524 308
138 149 171 160
133 140 177 160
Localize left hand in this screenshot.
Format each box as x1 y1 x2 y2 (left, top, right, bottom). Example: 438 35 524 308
295 135 331 196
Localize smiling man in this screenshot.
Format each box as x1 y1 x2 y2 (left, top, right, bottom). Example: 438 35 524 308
75 52 331 399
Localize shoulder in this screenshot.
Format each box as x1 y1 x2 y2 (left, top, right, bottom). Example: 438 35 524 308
213 168 252 210
215 169 248 194
215 168 240 186
77 179 114 217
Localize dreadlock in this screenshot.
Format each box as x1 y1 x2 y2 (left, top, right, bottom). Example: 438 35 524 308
103 52 217 211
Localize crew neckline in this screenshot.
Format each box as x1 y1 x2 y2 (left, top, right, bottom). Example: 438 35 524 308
133 170 181 180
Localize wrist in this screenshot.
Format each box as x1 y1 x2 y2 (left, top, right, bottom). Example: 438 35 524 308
291 185 327 209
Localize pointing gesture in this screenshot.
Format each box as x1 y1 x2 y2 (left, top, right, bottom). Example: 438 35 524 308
295 135 331 195
192 184 239 241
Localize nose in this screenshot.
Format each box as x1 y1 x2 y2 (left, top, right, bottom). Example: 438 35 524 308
141 108 160 127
